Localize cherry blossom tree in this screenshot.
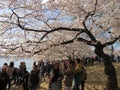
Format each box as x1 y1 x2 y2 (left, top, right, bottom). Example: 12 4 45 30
44 41 93 60
0 0 120 89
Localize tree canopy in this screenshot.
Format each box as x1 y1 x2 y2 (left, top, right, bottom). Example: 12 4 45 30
0 0 120 58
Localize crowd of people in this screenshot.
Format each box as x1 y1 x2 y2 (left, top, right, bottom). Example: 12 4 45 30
0 58 87 90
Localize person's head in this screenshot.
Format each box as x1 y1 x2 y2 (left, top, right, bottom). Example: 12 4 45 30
9 62 14 67
67 60 73 67
2 66 7 72
23 62 26 66
4 63 8 66
33 65 38 71
3 63 8 69
53 62 59 69
75 58 81 64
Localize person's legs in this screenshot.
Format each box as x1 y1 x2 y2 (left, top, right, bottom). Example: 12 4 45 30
33 85 37 90
76 86 80 90
30 85 33 90
51 82 58 90
58 82 62 90
73 84 80 90
64 86 72 90
81 80 85 90
8 79 11 90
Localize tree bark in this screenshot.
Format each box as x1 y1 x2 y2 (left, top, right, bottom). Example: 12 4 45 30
95 45 118 90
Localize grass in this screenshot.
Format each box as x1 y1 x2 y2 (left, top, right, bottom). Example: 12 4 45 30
40 62 120 90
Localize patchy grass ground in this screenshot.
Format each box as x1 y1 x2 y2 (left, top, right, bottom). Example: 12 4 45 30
11 62 120 90
84 62 120 90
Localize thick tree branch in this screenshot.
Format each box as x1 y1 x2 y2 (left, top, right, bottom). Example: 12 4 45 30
40 27 85 40
77 37 95 46
60 37 95 46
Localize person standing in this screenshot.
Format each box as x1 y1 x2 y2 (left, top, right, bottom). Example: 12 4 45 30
79 65 87 90
0 66 9 90
22 70 30 90
30 65 39 90
63 61 74 90
7 62 15 90
19 62 26 84
0 75 7 90
73 58 87 90
73 59 82 90
49 62 63 90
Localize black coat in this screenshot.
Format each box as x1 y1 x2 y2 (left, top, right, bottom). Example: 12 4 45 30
30 70 39 86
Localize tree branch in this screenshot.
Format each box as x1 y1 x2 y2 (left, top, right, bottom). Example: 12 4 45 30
77 37 95 46
82 0 97 42
103 36 120 47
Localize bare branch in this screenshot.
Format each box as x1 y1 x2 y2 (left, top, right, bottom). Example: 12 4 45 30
0 26 17 35
103 36 120 47
82 0 97 42
41 27 85 40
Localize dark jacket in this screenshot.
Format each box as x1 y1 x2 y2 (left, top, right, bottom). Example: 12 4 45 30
51 68 63 83
0 76 6 90
0 71 9 87
30 70 39 86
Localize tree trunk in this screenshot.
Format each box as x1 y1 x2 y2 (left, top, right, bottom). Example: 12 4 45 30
95 47 118 90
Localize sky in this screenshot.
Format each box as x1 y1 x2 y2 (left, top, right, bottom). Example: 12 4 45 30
41 0 49 4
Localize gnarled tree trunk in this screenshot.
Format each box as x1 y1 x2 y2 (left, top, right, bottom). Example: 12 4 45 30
95 44 118 90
